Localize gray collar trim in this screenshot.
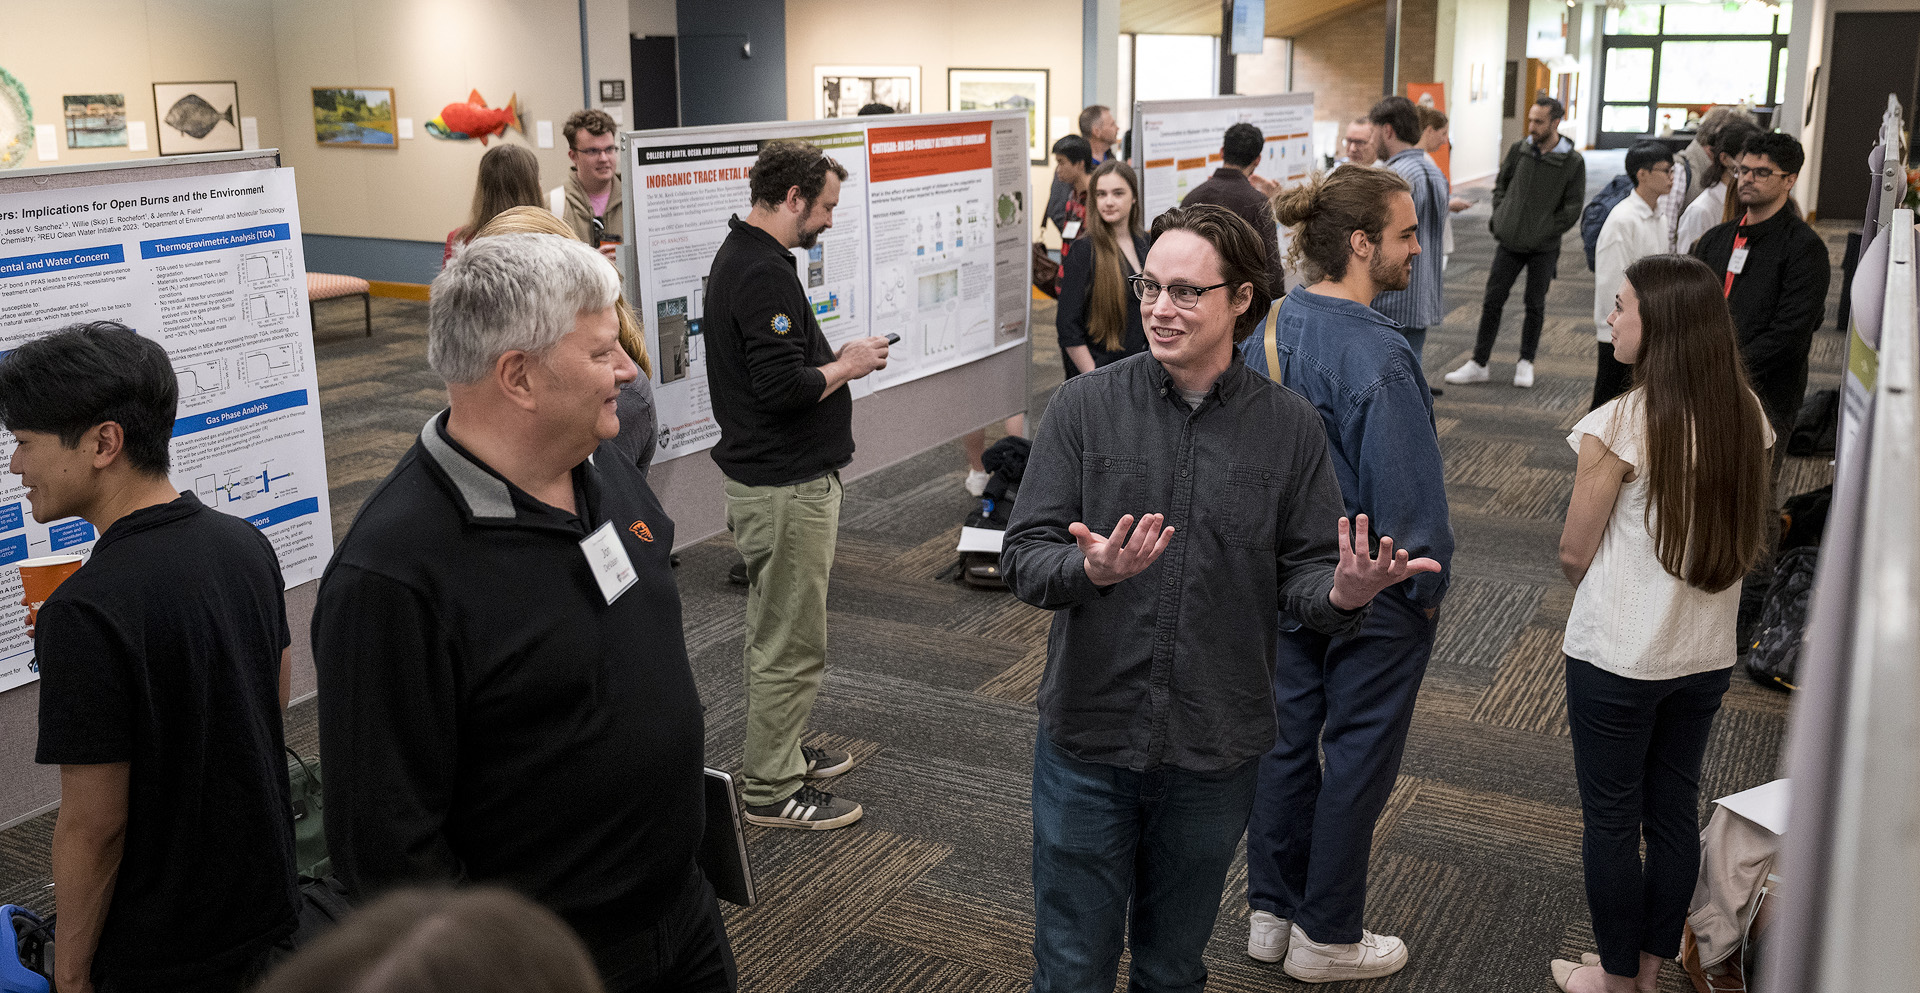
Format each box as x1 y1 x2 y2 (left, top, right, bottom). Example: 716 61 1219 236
417 413 516 520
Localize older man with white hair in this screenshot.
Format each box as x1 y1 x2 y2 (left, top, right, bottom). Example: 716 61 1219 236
313 233 735 993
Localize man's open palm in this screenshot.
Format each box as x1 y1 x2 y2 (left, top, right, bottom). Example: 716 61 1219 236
1072 514 1175 587
1329 514 1442 610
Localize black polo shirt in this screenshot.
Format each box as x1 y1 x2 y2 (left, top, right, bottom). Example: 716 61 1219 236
35 492 297 988
703 215 854 487
312 412 706 958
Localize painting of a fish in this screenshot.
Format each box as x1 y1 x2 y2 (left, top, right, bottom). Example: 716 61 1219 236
426 90 521 145
152 81 241 156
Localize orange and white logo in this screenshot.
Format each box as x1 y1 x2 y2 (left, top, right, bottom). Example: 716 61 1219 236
628 520 655 542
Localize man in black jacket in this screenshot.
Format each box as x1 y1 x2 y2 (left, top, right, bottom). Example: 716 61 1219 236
1692 131 1831 451
705 140 890 831
314 234 734 993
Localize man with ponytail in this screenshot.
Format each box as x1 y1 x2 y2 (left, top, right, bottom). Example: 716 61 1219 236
1240 166 1454 983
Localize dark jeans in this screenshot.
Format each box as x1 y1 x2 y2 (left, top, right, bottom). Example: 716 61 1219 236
1592 341 1634 410
1031 734 1260 993
587 867 739 993
1401 326 1427 374
1565 657 1730 978
1246 589 1437 943
1473 244 1560 365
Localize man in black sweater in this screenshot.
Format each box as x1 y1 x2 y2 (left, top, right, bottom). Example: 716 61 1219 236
314 234 733 993
705 140 889 830
1182 121 1286 301
1692 131 1831 449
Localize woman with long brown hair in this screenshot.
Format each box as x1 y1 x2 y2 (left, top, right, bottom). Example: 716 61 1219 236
1055 160 1148 376
1551 254 1774 993
444 143 544 263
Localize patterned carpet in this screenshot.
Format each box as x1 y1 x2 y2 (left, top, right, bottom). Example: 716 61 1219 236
0 151 1847 993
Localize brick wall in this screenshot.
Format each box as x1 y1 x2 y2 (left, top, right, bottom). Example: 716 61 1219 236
1291 0 1439 131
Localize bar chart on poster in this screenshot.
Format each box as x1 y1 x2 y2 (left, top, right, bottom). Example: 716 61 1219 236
623 110 1032 466
1131 92 1317 222
0 160 331 694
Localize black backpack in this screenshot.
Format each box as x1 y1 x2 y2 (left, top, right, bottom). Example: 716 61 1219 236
1787 389 1839 457
1581 173 1636 271
1743 485 1833 690
954 436 1030 589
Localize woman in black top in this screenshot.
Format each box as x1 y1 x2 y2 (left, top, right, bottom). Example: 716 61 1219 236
1057 160 1149 376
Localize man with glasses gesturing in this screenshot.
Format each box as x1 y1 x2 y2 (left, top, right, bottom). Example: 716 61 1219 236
1002 203 1437 993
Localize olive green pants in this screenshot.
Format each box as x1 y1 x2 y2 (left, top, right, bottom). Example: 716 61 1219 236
725 472 841 807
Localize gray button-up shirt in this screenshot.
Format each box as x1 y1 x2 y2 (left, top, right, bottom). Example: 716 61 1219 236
1002 352 1366 774
1370 149 1448 330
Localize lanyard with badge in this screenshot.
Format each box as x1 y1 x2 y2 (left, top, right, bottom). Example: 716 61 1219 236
580 520 638 605
1723 213 1751 297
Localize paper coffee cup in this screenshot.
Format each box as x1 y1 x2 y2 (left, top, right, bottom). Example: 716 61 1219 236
18 555 84 628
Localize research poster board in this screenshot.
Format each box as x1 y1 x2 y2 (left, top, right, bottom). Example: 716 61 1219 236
0 161 331 694
1131 92 1317 223
623 110 1031 465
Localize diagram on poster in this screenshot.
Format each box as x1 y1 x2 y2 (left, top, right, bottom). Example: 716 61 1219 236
0 167 332 693
1133 93 1317 223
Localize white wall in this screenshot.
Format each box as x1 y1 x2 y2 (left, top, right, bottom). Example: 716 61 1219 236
1436 0 1510 180
1788 0 1920 216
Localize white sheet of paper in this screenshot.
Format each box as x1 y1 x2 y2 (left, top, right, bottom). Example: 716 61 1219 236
35 125 56 160
1714 778 1789 835
397 117 414 139
604 106 625 126
537 120 555 148
957 526 1004 554
127 121 148 151
240 116 260 150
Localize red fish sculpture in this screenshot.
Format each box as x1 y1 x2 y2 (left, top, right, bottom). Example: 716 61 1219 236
426 90 521 144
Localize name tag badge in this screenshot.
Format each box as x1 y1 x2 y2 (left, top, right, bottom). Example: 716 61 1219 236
1727 246 1750 275
1061 219 1082 240
580 520 638 605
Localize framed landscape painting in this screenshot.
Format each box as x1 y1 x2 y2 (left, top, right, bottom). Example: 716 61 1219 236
312 87 397 148
948 68 1048 163
153 81 240 156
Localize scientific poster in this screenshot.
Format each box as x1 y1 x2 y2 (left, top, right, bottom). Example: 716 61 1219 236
0 167 331 693
1133 93 1317 222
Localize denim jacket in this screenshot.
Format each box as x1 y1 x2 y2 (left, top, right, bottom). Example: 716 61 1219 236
1241 286 1453 610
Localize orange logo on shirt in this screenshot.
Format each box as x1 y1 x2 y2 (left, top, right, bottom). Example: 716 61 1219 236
629 520 655 542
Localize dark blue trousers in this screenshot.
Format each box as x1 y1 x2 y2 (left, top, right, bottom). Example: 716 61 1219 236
1245 589 1436 944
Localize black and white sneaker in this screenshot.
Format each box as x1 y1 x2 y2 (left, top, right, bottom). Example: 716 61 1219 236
744 785 864 830
802 744 855 779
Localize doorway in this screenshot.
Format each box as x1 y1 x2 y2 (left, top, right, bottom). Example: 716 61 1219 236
1817 13 1920 222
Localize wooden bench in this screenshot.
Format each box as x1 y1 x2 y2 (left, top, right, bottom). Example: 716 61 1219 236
306 272 372 337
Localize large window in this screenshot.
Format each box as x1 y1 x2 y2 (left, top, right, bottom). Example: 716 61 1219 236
1596 2 1791 148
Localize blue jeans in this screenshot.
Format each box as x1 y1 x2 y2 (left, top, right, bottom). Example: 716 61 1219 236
1031 734 1259 993
1246 588 1437 943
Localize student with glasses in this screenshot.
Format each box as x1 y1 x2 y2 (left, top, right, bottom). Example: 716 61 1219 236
1592 142 1676 410
1238 165 1453 982
556 110 625 258
1003 203 1432 993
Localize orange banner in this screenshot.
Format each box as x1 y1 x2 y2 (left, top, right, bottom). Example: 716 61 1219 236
1177 156 1208 170
868 120 994 183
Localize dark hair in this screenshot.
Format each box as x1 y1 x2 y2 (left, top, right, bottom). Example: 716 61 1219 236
1704 120 1762 185
1085 160 1144 350
1625 141 1673 186
562 109 617 151
1620 254 1773 593
1221 122 1264 168
461 144 543 243
1534 96 1566 120
1369 96 1421 146
250 887 604 993
1051 134 1094 170
1078 105 1110 137
1742 131 1805 175
1148 205 1272 343
0 321 177 475
1416 105 1448 132
1270 166 1411 284
748 139 849 209
855 102 896 116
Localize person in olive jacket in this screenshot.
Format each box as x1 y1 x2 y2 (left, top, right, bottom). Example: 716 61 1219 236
1444 97 1587 389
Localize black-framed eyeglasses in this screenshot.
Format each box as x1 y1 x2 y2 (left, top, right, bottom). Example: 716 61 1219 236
1731 166 1779 180
1128 275 1231 309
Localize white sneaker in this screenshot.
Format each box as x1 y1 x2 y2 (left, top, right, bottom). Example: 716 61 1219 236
1513 359 1536 388
964 468 990 497
1282 924 1409 983
1443 360 1489 385
1247 910 1291 963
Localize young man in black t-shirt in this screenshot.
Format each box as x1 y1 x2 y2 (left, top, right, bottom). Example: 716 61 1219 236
0 322 298 993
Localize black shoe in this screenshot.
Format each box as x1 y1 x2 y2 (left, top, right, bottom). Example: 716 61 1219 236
670 553 681 568
743 784 864 830
728 559 748 586
802 744 855 779
1429 387 1445 397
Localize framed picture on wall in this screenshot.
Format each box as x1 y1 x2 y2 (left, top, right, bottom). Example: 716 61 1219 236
815 65 920 119
312 87 398 148
948 68 1049 164
153 81 240 156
